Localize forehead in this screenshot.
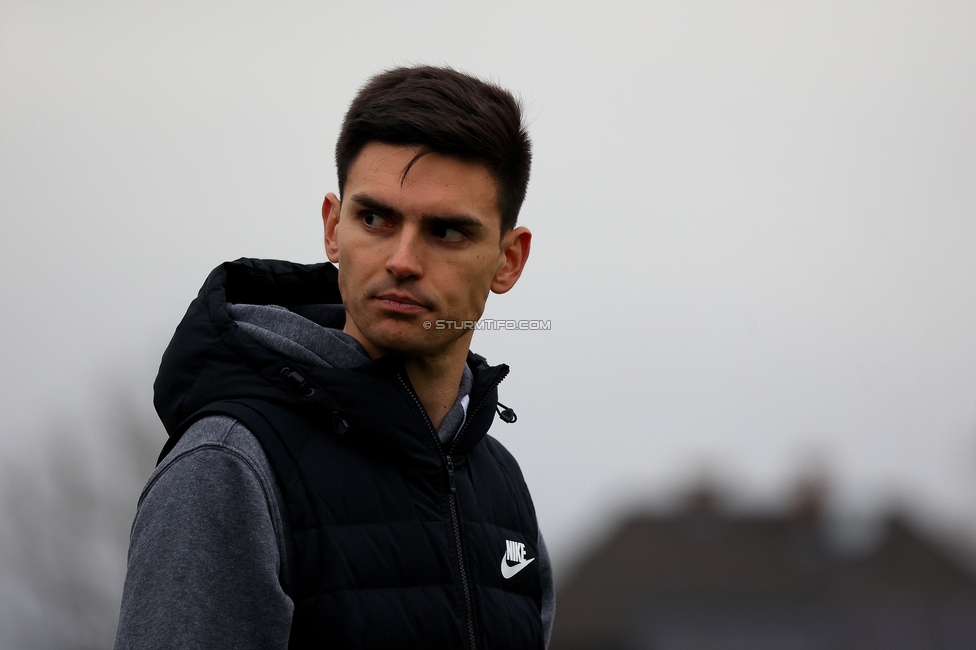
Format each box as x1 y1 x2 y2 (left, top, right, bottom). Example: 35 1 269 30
345 143 501 225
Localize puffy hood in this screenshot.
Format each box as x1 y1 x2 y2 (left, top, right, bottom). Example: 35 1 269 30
154 258 509 466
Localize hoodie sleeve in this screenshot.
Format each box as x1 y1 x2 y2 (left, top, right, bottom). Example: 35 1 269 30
538 528 556 647
114 416 293 650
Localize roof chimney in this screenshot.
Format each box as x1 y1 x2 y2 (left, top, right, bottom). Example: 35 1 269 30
792 476 827 528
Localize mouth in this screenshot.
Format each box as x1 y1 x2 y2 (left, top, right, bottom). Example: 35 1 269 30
374 291 429 314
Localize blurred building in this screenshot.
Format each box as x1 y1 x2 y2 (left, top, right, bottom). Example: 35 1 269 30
551 484 976 650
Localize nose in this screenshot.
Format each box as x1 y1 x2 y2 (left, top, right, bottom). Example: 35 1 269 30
385 226 424 282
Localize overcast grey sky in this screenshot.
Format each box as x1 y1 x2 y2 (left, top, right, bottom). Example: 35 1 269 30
2 1 974 564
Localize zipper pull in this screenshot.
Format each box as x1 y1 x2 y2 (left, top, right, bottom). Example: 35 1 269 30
446 456 457 493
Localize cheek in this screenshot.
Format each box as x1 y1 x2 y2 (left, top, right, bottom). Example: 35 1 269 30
452 261 496 311
338 243 378 289
337 253 370 306
336 268 353 308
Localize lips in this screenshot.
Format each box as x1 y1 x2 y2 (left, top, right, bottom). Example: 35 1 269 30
374 291 429 313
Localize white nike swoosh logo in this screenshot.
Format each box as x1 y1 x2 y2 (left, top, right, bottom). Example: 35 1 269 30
500 554 535 579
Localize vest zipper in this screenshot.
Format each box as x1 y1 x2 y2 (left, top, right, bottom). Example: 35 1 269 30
444 453 474 650
397 367 508 650
446 367 508 459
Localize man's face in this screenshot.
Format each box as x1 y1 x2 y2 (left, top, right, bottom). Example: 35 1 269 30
323 142 530 359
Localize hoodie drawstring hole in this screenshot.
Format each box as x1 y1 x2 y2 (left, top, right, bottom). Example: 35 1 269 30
496 402 517 424
280 367 314 397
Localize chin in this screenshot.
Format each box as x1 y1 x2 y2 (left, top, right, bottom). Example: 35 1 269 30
368 325 461 358
364 323 425 353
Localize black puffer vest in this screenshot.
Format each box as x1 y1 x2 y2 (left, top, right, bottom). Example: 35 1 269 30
154 259 544 649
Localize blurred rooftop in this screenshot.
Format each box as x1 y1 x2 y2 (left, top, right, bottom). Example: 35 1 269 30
551 482 976 650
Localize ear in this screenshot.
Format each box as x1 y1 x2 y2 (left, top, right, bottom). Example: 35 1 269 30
322 193 342 262
491 227 532 294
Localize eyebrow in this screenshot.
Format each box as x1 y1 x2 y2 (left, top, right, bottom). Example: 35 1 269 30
420 214 485 232
348 192 486 231
349 193 403 219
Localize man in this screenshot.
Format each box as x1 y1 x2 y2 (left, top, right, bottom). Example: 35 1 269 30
115 66 553 649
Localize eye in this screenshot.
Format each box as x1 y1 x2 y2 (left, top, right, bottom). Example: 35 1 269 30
432 224 467 243
361 211 389 229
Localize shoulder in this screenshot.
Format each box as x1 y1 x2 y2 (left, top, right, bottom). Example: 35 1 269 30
156 414 270 471
471 434 539 524
134 414 295 580
145 415 277 506
479 434 526 481
138 415 292 577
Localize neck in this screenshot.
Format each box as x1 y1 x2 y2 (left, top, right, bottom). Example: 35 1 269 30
343 317 472 430
401 341 469 430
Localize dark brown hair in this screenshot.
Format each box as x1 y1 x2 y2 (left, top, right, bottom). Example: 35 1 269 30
336 66 531 232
